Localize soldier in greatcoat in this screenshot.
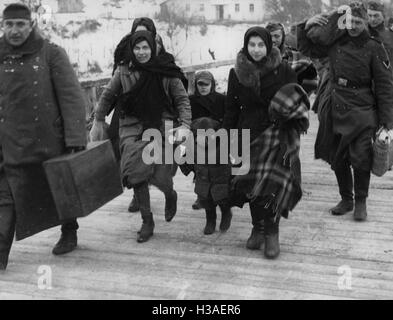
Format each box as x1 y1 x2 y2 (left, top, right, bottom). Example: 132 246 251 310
297 1 393 221
0 4 87 270
367 1 393 64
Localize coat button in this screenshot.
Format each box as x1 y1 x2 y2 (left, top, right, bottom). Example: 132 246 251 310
34 117 39 121
0 118 4 122
33 81 38 85
33 106 38 110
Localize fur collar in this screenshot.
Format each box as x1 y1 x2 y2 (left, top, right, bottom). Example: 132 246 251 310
234 47 282 94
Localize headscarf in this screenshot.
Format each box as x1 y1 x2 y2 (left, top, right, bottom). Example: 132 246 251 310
266 22 286 53
243 26 273 63
113 17 157 74
117 31 185 129
131 17 157 36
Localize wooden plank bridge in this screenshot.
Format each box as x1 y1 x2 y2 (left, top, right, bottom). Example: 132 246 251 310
1 111 393 300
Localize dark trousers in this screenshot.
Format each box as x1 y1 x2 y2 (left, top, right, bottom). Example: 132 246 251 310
0 172 78 268
203 197 230 216
249 202 274 225
334 158 371 201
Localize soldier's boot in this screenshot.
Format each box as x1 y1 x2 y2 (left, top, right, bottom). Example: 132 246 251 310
331 163 354 216
219 204 232 232
128 194 140 213
165 190 177 222
52 220 79 256
246 220 265 250
204 208 217 235
264 217 280 259
137 212 155 243
353 169 370 222
192 197 204 210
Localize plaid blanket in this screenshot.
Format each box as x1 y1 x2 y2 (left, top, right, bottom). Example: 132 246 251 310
232 84 310 220
284 48 318 94
283 48 312 75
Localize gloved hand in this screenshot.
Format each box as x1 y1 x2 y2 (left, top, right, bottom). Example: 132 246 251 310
66 146 86 154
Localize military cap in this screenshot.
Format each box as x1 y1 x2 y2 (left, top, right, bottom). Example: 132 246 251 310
3 3 32 20
368 1 385 13
349 1 369 20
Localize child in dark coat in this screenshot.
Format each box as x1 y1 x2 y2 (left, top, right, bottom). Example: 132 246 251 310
182 71 232 234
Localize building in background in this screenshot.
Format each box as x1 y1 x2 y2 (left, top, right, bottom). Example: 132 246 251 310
159 0 265 23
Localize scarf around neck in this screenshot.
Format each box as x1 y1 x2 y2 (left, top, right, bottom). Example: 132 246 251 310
117 32 186 129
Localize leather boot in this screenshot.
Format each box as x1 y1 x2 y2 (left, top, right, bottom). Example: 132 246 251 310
128 194 140 213
219 204 232 232
354 198 367 221
137 212 155 243
246 220 265 250
264 217 280 259
52 230 78 256
204 208 217 235
332 163 354 215
0 252 9 270
165 190 178 222
330 199 354 216
353 169 370 222
52 220 78 255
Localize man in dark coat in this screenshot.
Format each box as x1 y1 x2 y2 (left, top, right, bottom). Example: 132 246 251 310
297 1 393 221
367 1 393 65
0 4 87 270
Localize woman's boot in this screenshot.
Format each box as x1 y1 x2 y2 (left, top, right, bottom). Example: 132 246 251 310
165 190 178 222
128 194 140 213
246 220 265 250
134 183 154 243
219 204 232 232
264 216 280 259
204 208 217 235
137 211 155 243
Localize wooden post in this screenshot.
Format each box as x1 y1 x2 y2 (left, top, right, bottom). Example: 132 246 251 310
185 71 196 95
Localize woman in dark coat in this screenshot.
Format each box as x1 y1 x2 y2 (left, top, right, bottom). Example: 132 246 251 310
91 31 191 243
223 27 299 259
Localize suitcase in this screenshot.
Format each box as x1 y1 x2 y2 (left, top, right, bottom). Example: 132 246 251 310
43 140 123 220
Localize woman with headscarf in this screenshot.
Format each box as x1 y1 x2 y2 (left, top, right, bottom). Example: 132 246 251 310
223 27 308 259
90 31 191 243
107 18 187 213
